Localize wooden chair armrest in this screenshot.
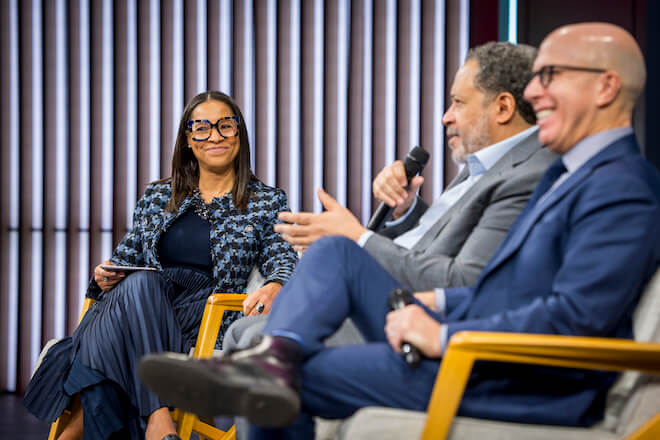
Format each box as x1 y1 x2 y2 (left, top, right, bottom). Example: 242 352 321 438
78 298 97 325
191 293 247 359
422 331 660 440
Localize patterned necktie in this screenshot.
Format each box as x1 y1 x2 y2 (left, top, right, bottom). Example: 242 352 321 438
529 159 567 207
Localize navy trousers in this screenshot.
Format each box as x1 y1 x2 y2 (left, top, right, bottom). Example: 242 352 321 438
252 236 442 439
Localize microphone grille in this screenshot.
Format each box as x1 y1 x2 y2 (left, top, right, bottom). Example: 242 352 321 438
408 146 430 166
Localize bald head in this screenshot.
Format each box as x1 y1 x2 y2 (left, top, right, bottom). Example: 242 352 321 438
541 23 646 110
524 23 647 153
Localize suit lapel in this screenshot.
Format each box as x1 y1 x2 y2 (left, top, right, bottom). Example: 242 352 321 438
414 131 542 251
444 166 470 191
482 135 638 275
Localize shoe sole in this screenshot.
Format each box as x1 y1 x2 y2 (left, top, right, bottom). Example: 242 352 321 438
139 354 300 428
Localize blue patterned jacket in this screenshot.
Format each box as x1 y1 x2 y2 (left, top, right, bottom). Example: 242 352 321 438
87 179 298 300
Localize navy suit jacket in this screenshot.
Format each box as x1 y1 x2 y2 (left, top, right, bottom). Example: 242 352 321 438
442 134 660 426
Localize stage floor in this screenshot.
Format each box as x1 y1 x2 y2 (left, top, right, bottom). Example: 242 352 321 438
0 393 49 439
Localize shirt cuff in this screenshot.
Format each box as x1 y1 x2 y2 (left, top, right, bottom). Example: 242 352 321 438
438 324 448 355
434 288 446 318
383 196 419 228
357 230 375 247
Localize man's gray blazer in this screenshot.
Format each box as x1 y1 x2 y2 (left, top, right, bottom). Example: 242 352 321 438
365 130 556 291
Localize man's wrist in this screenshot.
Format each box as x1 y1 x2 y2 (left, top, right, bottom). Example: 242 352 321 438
357 230 374 247
387 196 419 225
347 225 368 242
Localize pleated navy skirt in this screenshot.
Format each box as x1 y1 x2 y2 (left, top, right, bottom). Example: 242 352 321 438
24 267 220 440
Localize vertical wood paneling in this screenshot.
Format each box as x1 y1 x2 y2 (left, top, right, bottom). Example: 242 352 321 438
300 0 324 212
207 0 233 95
371 0 398 187
233 0 256 164
347 0 366 219
17 0 42 390
66 0 92 336
43 0 69 342
115 0 133 239
275 1 291 197
2 0 462 393
1 0 21 392
287 0 301 212
421 0 446 199
0 0 10 390
443 0 466 185
254 0 277 186
322 0 340 202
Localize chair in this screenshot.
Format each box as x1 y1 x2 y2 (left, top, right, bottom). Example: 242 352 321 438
317 267 660 440
44 269 266 440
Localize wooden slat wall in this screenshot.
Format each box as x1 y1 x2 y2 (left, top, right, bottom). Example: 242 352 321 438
0 0 468 393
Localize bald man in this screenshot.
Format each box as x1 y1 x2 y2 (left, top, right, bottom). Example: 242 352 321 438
140 23 660 436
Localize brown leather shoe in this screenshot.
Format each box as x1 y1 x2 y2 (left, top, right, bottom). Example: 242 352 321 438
139 336 303 428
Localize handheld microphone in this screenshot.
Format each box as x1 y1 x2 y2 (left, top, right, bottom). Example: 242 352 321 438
388 287 422 368
367 146 430 231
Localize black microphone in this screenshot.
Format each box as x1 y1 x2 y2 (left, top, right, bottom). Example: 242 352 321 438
388 287 422 368
367 146 430 231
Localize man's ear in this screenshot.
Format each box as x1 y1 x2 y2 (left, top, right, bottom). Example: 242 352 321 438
494 92 516 124
595 71 622 107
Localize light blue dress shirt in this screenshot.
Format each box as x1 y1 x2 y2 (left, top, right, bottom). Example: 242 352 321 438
536 126 633 206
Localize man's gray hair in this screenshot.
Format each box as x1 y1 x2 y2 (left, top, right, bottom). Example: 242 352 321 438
466 42 537 124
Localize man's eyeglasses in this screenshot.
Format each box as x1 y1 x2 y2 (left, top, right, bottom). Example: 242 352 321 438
530 65 607 88
186 115 240 141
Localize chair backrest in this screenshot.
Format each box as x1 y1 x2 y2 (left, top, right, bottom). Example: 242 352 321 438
601 267 660 435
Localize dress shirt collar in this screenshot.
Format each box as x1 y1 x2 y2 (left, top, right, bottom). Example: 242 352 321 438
466 126 538 177
561 126 633 173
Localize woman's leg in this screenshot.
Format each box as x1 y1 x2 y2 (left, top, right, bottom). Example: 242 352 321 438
57 394 83 440
69 271 183 438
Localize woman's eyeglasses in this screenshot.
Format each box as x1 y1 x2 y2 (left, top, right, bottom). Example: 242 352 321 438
187 115 240 141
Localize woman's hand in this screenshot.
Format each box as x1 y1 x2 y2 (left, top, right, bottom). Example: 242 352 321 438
94 260 126 292
243 282 282 316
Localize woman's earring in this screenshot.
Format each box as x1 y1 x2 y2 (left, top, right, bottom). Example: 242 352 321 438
187 144 192 149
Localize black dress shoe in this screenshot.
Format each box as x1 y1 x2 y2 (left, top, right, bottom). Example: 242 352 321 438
139 335 304 428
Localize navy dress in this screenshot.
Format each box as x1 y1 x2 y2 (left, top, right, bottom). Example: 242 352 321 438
26 210 243 439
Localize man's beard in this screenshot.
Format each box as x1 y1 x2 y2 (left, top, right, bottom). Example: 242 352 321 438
450 116 491 164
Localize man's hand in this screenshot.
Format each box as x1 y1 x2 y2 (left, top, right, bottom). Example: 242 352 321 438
93 260 126 292
373 161 425 219
275 188 366 248
385 304 443 358
243 282 282 316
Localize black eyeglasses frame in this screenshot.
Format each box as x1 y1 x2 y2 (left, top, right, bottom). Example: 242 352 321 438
530 64 607 88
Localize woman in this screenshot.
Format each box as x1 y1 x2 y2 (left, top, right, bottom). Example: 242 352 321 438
24 91 298 440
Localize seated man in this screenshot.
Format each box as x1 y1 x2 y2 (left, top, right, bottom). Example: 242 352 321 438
234 42 555 344
140 23 660 439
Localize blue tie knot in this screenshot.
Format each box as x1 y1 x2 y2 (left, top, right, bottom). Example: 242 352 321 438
533 159 567 205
